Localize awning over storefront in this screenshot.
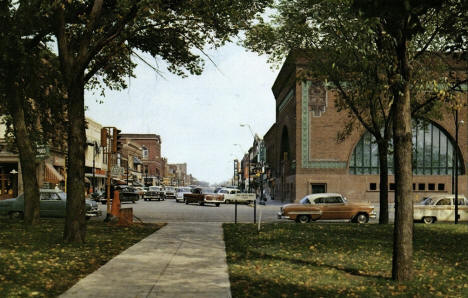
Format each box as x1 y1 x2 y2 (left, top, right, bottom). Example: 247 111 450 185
45 163 64 184
85 173 107 178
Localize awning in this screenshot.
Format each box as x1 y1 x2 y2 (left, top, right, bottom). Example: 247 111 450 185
85 173 107 178
112 178 127 185
45 163 64 184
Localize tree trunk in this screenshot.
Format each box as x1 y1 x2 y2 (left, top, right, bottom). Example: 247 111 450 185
63 77 87 243
391 38 414 281
6 80 40 225
377 140 389 224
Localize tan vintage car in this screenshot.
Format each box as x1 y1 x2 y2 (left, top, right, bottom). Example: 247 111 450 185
414 194 468 224
277 193 376 224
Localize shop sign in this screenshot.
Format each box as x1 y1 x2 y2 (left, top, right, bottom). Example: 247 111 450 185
36 145 49 160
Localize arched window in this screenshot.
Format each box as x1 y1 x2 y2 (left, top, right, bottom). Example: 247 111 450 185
349 120 464 175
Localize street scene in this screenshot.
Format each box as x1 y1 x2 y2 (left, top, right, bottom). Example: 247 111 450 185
1 1 467 297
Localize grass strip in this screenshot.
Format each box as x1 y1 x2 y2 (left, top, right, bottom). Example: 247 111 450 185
224 223 468 297
0 218 164 297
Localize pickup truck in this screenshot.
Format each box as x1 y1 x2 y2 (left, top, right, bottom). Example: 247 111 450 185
184 187 224 207
217 188 256 204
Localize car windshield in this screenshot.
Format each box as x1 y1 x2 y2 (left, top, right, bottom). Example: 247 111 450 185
57 192 66 200
299 197 310 204
420 197 434 205
166 187 175 191
149 186 160 191
177 188 191 192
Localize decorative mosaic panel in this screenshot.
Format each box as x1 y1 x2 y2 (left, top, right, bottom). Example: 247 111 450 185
301 80 347 169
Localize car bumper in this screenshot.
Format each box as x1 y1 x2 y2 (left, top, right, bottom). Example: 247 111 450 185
277 212 290 219
370 211 377 219
86 210 102 217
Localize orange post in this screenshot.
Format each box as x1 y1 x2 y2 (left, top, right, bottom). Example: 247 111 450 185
111 190 121 217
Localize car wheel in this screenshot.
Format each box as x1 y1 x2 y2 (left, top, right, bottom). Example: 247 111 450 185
9 211 23 219
132 200 135 204
355 213 369 224
86 216 91 220
216 203 220 207
296 215 310 224
423 216 435 224
144 198 147 201
185 201 188 204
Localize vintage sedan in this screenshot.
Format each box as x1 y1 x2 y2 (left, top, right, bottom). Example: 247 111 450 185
278 193 376 224
414 194 468 224
184 187 224 207
144 186 164 201
163 186 177 199
175 187 192 203
0 189 102 219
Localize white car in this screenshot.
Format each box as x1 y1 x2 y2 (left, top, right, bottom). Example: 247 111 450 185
176 187 192 203
163 186 177 199
414 194 468 224
217 188 256 204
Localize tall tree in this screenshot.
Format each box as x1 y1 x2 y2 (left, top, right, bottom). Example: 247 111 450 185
353 0 466 281
42 0 272 243
0 1 66 226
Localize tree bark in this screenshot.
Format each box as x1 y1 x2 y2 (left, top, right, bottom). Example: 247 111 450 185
377 140 389 224
5 79 40 225
63 76 87 243
391 37 414 281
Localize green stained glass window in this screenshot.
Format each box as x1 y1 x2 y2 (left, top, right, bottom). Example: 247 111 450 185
349 120 463 175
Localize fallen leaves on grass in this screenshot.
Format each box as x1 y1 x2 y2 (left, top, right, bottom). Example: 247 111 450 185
0 218 164 297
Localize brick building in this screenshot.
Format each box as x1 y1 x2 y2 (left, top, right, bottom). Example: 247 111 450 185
265 52 468 203
120 134 163 186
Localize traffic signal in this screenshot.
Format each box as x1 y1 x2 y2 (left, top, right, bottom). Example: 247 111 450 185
112 128 122 153
100 128 108 147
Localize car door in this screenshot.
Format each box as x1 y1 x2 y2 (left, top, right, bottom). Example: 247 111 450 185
320 196 346 219
39 192 54 216
50 192 66 217
434 198 453 222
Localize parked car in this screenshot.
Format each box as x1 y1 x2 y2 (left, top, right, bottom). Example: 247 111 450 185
184 187 224 207
163 186 177 199
414 194 468 224
144 186 164 201
134 186 146 200
101 185 140 204
88 190 104 202
0 189 102 219
217 188 256 204
176 187 192 203
278 193 376 224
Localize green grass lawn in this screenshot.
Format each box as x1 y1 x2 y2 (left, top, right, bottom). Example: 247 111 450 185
224 223 468 297
0 218 164 297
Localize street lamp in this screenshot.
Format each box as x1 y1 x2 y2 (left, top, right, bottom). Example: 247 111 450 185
454 111 464 224
240 123 255 138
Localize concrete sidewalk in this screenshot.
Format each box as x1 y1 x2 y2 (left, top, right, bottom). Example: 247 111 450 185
61 223 231 298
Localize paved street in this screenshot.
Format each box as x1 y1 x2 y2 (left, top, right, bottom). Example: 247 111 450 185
94 198 393 224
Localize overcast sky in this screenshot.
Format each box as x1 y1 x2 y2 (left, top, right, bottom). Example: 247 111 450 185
84 43 279 184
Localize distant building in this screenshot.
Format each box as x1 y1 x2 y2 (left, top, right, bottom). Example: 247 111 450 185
120 134 163 186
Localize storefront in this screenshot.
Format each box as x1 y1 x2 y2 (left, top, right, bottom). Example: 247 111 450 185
0 163 19 200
